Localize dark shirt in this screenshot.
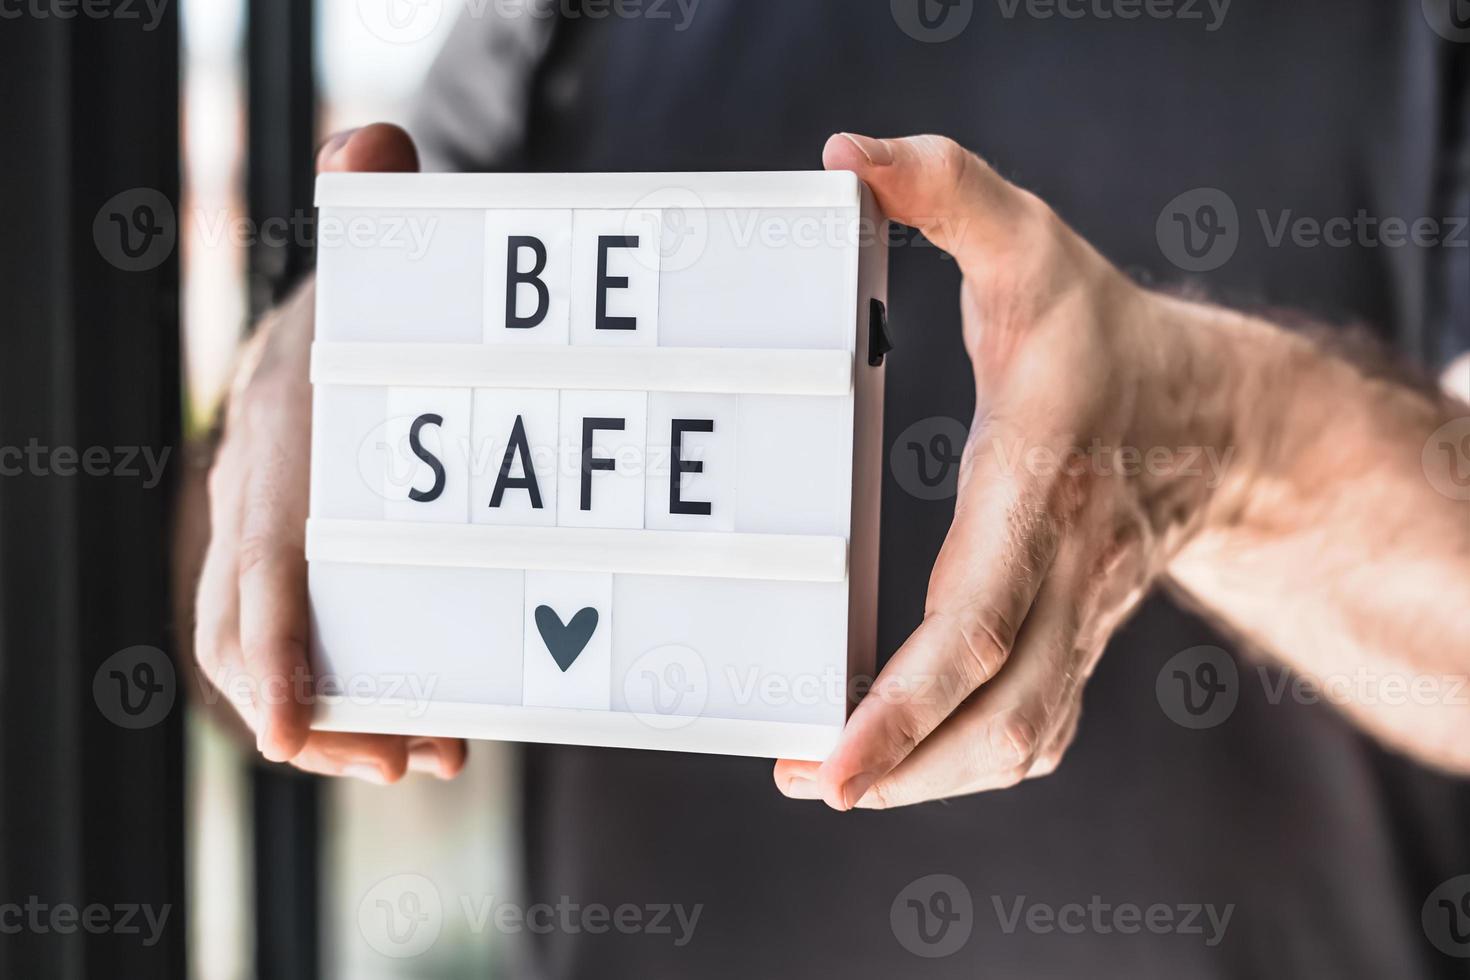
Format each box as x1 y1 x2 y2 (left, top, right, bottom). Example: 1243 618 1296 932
411 2 1470 976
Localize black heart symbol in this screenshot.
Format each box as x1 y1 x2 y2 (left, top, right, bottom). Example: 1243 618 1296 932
534 605 599 672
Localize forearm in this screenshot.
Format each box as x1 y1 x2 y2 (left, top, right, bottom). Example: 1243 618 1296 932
1164 296 1470 769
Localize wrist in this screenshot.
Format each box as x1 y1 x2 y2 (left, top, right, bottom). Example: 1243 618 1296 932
1131 291 1271 563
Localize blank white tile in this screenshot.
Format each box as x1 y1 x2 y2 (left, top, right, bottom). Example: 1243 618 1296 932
659 208 854 350
556 390 648 529
309 562 524 707
734 395 851 536
311 385 390 521
483 209 572 345
316 207 484 343
570 210 660 347
381 387 473 524
645 393 738 532
523 570 612 710
470 388 559 527
611 574 847 727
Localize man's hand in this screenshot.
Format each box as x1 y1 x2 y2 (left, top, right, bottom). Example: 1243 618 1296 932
194 123 466 783
775 133 1470 809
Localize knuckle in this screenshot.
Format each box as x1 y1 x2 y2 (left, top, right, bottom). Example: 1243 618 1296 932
380 750 410 785
195 641 226 688
948 609 1015 688
985 711 1044 772
863 780 898 810
205 456 238 506
236 532 276 578
881 710 928 763
929 135 971 185
995 764 1030 790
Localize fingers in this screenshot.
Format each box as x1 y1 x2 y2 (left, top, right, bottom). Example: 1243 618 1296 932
811 457 1061 811
194 474 256 727
850 572 1082 809
236 441 313 762
317 122 420 174
232 124 417 763
191 119 459 784
290 734 468 783
823 133 1038 269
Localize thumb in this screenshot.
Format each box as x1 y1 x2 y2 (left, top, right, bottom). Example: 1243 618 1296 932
317 122 420 174
823 133 1034 269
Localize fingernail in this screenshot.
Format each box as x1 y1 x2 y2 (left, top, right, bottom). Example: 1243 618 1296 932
256 721 288 764
344 764 388 786
840 133 893 167
782 776 821 800
841 772 879 810
408 742 443 778
317 127 359 166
